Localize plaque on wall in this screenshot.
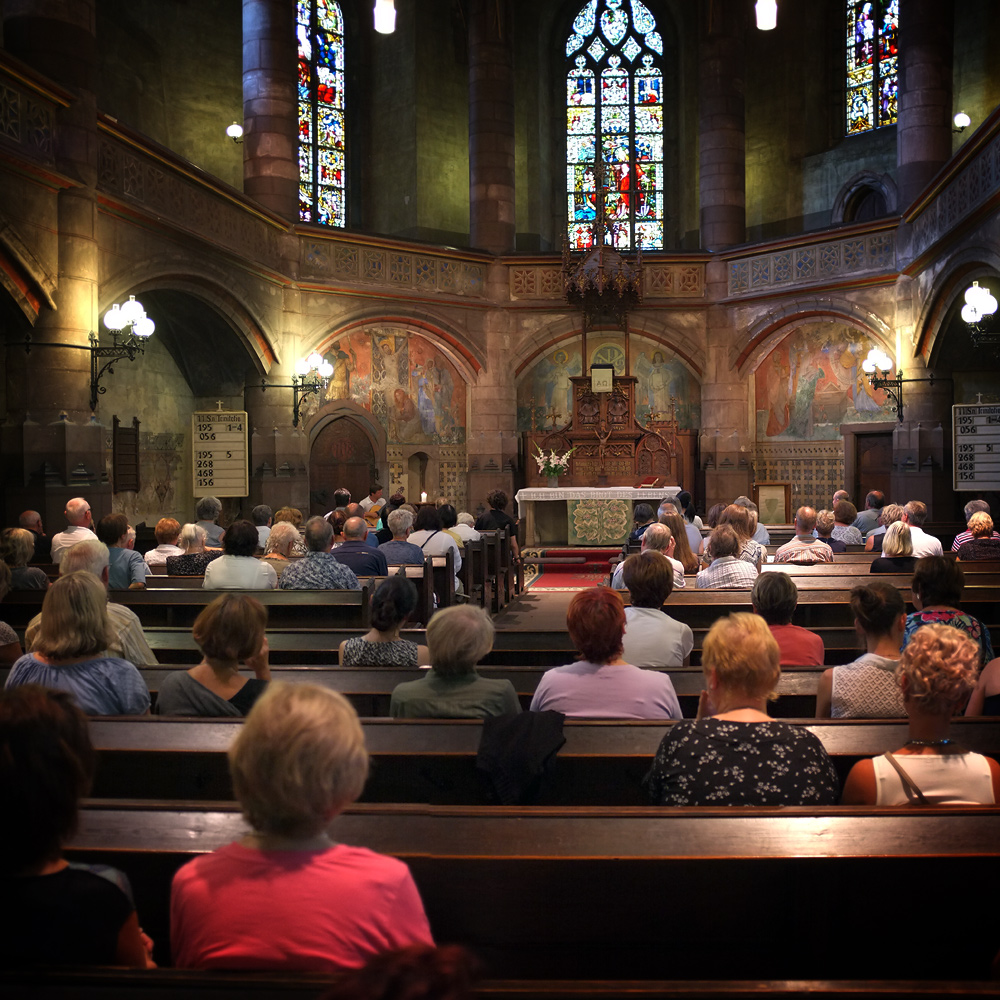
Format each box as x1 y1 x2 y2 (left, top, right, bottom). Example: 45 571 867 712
192 410 249 497
953 404 1000 490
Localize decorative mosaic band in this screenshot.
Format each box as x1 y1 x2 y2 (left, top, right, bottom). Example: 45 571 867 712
0 81 55 162
509 263 704 300
910 131 1000 261
728 232 895 297
303 242 486 298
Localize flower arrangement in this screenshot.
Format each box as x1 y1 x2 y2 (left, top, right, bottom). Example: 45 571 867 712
533 444 575 478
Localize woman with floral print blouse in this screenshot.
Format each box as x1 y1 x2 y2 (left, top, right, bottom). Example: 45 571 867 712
646 613 839 806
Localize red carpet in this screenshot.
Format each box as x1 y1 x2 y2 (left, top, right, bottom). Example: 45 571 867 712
523 547 618 591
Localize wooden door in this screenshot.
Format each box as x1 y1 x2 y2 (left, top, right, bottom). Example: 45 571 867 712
309 417 377 515
855 432 893 503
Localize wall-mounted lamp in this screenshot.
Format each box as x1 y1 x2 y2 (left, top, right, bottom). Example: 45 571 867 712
961 279 1000 350
953 111 971 133
260 351 334 427
755 0 777 30
23 294 156 411
226 121 244 144
862 346 940 423
374 0 396 34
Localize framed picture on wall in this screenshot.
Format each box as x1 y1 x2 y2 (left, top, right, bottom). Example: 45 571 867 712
752 481 792 525
591 364 614 393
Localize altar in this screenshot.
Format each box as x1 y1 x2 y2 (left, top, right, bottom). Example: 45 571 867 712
515 486 679 547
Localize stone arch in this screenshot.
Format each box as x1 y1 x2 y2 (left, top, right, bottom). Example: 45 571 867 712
912 246 1000 364
831 171 898 224
737 299 894 376
0 210 58 322
307 407 383 516
100 271 277 377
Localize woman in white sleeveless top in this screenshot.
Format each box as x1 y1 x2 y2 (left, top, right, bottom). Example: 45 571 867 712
842 624 1000 805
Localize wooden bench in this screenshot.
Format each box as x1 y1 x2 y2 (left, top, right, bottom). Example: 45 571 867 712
2 971 993 1000
65 799 1000 980
81 716 1000 804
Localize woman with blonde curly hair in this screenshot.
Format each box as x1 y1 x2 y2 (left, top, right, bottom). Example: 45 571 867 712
842 624 1000 804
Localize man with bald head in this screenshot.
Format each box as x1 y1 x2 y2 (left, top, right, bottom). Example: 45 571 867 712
24 539 158 666
49 498 97 565
331 516 388 576
611 521 686 591
18 510 50 563
774 506 834 564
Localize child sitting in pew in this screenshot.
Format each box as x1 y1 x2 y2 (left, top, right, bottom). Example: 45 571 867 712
0 684 155 968
170 683 433 971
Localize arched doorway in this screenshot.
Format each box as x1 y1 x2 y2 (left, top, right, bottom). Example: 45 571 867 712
309 416 377 515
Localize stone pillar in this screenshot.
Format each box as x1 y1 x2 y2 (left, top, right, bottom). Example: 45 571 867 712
242 0 297 219
700 260 751 508
698 1 746 251
468 0 515 255
467 264 517 515
2 0 109 526
896 0 953 209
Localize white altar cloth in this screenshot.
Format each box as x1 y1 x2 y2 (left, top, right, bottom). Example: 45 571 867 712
514 486 680 546
515 486 679 503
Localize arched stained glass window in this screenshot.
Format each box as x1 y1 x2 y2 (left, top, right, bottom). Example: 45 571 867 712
846 1 898 135
298 0 346 226
566 0 664 251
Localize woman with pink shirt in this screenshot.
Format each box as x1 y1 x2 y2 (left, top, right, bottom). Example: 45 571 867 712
170 683 432 971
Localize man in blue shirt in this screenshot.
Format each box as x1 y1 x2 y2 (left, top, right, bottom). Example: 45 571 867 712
378 509 426 565
332 517 389 577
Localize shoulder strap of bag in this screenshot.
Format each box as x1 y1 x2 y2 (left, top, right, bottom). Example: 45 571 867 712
884 751 929 806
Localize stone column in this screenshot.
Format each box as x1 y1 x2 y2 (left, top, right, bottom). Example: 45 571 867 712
698 1 746 251
895 0 953 210
2 0 109 525
467 265 517 514
700 260 751 507
468 0 515 255
242 0 298 219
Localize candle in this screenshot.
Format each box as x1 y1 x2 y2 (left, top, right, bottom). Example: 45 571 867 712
420 491 427 502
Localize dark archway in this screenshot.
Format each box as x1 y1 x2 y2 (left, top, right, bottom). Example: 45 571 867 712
309 416 377 515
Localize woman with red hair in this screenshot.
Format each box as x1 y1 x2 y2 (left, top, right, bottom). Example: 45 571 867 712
529 586 681 719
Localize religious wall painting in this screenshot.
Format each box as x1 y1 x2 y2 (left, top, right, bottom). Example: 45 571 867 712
630 347 700 429
516 345 583 431
318 329 466 445
755 325 892 441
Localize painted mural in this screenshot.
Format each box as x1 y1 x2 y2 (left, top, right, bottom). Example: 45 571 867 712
755 325 891 441
631 348 701 428
305 329 466 445
516 339 700 431
517 345 583 431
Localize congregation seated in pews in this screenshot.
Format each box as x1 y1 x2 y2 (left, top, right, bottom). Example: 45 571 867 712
8 486 1000 988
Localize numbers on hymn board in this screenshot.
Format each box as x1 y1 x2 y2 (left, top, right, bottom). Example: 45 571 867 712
957 416 977 434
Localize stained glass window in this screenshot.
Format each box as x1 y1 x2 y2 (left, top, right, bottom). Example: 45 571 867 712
298 0 346 226
566 0 664 251
846 0 898 135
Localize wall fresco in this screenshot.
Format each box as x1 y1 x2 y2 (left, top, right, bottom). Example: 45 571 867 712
755 324 891 441
308 328 466 445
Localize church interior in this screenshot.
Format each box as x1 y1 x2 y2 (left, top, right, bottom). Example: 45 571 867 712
2 0 998 528
6 0 1000 991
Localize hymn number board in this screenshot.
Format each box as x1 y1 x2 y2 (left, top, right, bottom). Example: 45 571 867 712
953 404 1000 491
192 410 249 497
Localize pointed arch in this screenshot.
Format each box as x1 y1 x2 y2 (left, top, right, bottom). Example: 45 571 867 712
565 0 666 250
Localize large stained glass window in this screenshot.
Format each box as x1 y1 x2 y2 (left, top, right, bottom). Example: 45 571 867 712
298 0 346 225
846 1 898 135
566 0 664 251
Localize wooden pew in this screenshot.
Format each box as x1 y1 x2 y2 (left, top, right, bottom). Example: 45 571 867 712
82 716 1000 805
3 971 992 1000
65 799 1000 980
1 586 373 631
